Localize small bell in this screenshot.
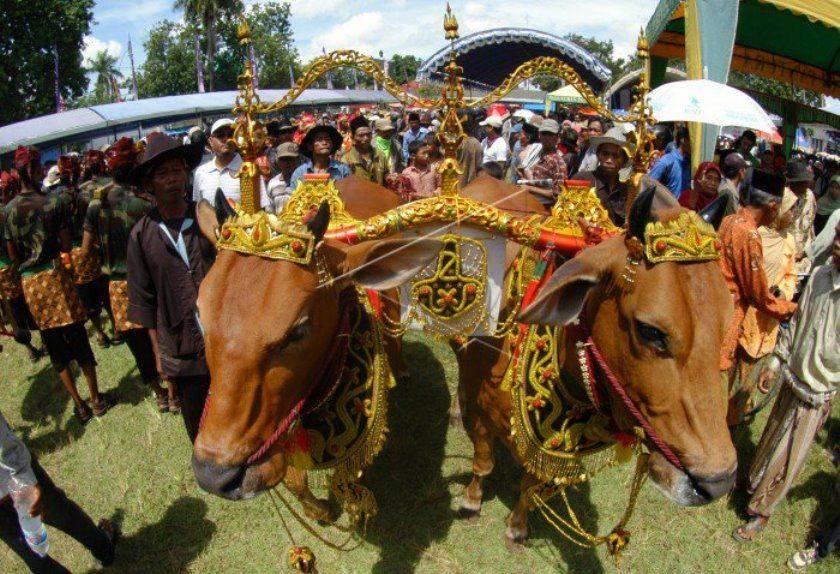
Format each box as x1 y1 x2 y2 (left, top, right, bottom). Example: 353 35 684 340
288 545 316 573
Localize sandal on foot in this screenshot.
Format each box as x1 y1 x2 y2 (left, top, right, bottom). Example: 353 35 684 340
110 334 124 346
74 403 92 424
787 545 820 571
155 394 169 413
95 333 111 349
168 396 181 415
90 396 112 417
732 516 767 542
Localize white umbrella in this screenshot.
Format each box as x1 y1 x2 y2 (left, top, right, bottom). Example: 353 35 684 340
647 79 776 133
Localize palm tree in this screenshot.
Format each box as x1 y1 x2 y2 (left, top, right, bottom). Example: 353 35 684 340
87 50 123 102
174 0 242 91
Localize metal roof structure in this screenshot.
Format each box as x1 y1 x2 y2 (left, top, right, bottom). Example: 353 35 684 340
0 89 398 154
416 28 612 93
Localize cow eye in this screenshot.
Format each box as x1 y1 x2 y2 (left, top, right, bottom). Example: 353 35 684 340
636 321 668 352
287 318 310 343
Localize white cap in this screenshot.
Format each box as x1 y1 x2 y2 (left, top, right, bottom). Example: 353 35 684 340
188 125 204 136
480 116 504 129
211 118 235 135
42 165 60 187
512 109 535 121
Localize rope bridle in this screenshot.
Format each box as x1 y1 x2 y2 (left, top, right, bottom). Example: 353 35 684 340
574 323 687 473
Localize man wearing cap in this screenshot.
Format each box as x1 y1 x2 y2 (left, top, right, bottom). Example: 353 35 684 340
193 118 270 209
575 127 633 227
648 126 691 199
127 132 214 441
373 117 403 176
719 151 748 216
518 119 569 207
289 124 352 190
733 218 838 546
266 142 301 214
3 147 110 423
339 115 385 185
82 137 175 413
401 112 429 165
718 170 797 385
785 159 817 278
480 115 510 169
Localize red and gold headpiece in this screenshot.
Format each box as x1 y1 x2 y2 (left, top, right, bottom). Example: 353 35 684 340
106 137 139 171
13 146 40 170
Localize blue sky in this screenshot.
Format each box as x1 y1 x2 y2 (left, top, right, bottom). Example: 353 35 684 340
86 0 661 70
86 0 839 113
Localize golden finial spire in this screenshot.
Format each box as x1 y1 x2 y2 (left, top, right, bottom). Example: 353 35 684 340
636 28 648 59
237 15 252 46
444 3 459 40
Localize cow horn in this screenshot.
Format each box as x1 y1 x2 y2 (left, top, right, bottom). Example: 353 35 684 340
698 195 728 230
214 188 236 224
306 200 331 242
628 184 657 243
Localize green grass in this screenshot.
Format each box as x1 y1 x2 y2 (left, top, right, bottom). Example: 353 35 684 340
0 330 836 573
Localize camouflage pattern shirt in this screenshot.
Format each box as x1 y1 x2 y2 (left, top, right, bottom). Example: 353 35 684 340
73 177 111 243
2 189 70 272
84 183 153 279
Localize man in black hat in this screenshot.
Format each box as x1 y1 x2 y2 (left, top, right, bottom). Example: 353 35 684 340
126 132 214 442
288 124 351 189
785 159 817 277
338 115 385 185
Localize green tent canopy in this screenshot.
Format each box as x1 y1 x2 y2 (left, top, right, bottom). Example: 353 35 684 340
545 85 587 105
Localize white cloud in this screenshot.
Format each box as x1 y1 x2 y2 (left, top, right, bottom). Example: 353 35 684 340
279 0 350 20
302 12 386 60
82 36 123 66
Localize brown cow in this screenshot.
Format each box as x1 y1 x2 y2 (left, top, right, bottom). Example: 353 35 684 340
191 176 441 521
454 185 737 547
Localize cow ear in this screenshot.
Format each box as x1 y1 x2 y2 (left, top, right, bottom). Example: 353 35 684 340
517 257 601 326
320 238 441 290
196 199 219 246
517 237 627 326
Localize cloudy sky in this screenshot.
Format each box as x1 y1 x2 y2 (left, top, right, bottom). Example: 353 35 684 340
84 0 839 113
85 0 661 68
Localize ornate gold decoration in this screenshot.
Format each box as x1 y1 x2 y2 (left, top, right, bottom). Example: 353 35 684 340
443 3 459 40
408 234 487 337
280 176 359 228
509 324 619 485
544 180 620 236
643 211 721 264
217 209 316 264
466 57 617 121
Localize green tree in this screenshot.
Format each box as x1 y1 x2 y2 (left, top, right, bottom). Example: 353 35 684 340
390 54 423 85
174 0 243 91
216 1 301 89
87 50 122 102
0 0 94 124
137 20 201 98
534 34 642 92
729 71 824 108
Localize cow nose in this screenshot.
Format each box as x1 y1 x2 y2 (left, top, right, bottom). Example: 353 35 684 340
192 453 246 500
692 466 736 502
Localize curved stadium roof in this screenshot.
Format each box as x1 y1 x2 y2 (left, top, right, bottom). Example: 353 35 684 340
416 28 612 92
0 89 397 154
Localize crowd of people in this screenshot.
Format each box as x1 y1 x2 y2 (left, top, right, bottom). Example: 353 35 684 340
0 103 837 572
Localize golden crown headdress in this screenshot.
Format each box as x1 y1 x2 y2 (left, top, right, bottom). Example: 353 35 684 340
643 211 721 264
217 209 316 264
